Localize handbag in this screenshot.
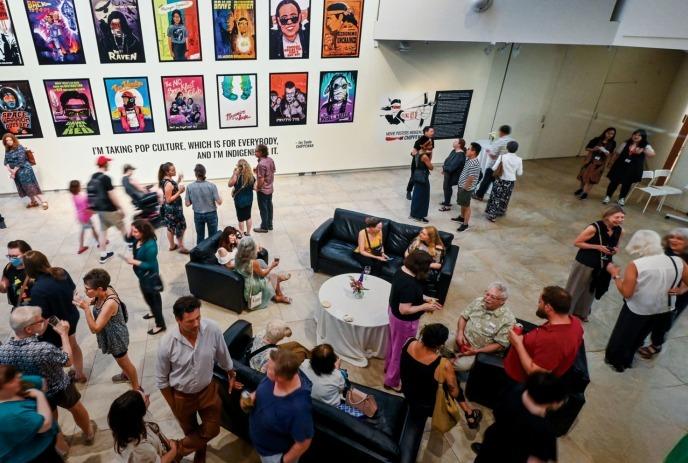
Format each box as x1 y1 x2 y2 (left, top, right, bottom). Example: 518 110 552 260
345 387 378 418
245 263 264 310
431 358 461 433
668 255 680 311
412 153 429 185
141 271 164 292
25 150 36 166
492 157 504 178
589 222 612 300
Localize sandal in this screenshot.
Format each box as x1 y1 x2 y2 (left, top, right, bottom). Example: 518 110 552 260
274 295 292 304
78 246 89 255
26 201 39 208
465 409 483 429
438 206 452 212
638 344 662 359
278 272 291 282
169 244 179 251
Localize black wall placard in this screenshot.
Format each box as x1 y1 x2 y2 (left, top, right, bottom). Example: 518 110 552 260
430 89 473 139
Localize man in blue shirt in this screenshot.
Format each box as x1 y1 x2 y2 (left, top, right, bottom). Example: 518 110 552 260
249 349 314 463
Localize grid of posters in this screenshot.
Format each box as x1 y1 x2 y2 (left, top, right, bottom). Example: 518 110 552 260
213 0 256 60
269 72 307 126
161 75 207 131
0 81 42 138
217 74 257 128
103 77 154 134
322 0 363 58
0 1 23 65
318 71 357 124
90 0 145 63
24 0 86 65
43 79 99 137
152 0 201 62
269 0 310 59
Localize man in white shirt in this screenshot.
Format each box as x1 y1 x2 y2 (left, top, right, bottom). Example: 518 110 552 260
156 296 239 462
475 125 513 201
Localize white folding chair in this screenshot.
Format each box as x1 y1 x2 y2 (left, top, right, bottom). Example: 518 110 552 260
626 170 654 202
634 169 679 214
656 183 687 212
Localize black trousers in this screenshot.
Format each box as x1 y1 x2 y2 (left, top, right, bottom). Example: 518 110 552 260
406 156 416 193
605 303 661 370
650 295 687 346
605 180 633 199
354 252 383 277
442 175 455 206
257 192 273 230
29 438 62 462
141 284 165 329
475 167 494 199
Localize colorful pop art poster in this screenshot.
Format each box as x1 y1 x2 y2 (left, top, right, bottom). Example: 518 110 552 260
321 0 363 58
90 0 145 63
269 0 310 59
318 71 357 124
24 0 86 65
217 74 257 129
269 72 307 126
152 0 201 62
103 77 154 134
161 75 206 131
0 0 23 65
0 81 42 138
43 79 100 137
213 0 256 60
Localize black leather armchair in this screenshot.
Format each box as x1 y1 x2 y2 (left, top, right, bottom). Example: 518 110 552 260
214 321 426 463
185 232 267 314
464 320 590 436
310 208 459 303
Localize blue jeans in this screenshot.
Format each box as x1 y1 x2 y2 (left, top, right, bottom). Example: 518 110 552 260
257 192 273 230
194 211 218 244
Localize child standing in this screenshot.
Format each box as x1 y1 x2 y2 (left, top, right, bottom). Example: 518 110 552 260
69 180 99 254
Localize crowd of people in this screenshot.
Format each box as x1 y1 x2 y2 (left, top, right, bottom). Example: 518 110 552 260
0 124 686 463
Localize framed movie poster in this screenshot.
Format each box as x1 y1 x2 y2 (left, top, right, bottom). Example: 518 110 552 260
90 0 145 63
269 0 309 59
321 0 364 58
0 81 42 138
43 79 99 137
0 0 23 65
24 0 86 65
269 72 307 126
103 77 154 134
152 0 201 62
213 0 256 60
161 75 207 131
217 74 257 129
318 71 357 124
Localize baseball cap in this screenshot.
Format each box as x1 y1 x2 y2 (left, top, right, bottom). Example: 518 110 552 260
96 155 112 167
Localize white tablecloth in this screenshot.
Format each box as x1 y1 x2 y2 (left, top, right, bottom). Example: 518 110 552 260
317 273 391 367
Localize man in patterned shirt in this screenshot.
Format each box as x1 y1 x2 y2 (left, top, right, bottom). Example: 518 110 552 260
0 306 96 450
447 282 516 371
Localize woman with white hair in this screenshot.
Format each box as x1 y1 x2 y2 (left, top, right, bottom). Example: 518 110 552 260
246 319 309 372
605 230 688 372
235 236 291 309
637 228 688 359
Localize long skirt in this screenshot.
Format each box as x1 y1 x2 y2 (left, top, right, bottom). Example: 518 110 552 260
384 307 419 388
410 181 430 219
14 166 42 198
605 303 669 371
485 179 515 219
565 260 596 319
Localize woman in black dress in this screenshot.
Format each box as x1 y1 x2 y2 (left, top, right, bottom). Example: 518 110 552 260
159 162 189 254
603 129 655 206
575 127 616 200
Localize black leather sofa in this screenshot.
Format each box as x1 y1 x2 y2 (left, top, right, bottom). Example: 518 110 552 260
310 208 459 303
464 320 590 437
213 320 426 463
185 232 267 313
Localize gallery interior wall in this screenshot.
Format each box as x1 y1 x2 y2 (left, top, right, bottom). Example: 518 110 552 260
0 0 686 196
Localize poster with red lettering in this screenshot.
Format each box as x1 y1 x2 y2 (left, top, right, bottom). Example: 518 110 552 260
269 0 309 59
43 79 99 137
216 74 257 129
0 81 42 138
161 75 207 131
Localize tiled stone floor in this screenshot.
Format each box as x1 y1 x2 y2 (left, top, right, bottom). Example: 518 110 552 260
1 157 687 462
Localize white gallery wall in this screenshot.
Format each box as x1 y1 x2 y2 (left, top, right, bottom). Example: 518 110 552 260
0 0 686 196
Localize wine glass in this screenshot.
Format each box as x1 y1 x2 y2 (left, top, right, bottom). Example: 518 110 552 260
363 266 371 279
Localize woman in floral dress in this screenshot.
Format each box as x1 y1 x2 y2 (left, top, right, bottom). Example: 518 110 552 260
2 133 47 209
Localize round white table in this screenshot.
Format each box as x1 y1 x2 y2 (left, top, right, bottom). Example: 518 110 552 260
317 273 391 367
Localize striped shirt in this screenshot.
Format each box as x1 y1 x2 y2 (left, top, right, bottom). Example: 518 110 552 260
458 157 481 191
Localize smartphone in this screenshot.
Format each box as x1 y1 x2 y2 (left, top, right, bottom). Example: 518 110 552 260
48 316 60 327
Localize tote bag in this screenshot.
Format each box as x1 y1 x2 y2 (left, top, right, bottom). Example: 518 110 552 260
431 358 461 433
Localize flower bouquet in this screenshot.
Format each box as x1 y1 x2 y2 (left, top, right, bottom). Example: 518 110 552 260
349 275 369 299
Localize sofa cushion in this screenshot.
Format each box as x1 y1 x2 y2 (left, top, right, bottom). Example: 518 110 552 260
386 221 421 257
438 231 454 248
380 256 403 280
320 239 361 271
332 209 389 244
190 231 222 263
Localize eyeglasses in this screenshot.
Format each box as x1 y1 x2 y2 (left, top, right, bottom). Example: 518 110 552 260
279 15 299 25
333 83 349 91
65 109 89 117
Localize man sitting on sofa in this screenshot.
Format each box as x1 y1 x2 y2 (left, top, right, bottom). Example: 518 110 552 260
448 281 516 371
249 349 314 463
504 286 584 383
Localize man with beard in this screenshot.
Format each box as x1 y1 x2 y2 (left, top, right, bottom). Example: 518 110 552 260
98 10 143 62
58 91 97 136
116 91 145 132
319 73 351 122
279 81 305 122
503 286 583 384
233 16 255 57
270 0 309 59
323 2 358 56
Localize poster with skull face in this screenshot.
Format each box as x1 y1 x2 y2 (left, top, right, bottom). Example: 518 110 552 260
269 72 308 126
103 77 154 134
90 0 145 63
43 79 100 137
318 71 357 124
0 81 42 138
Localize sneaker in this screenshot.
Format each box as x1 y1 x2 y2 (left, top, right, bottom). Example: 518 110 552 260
111 373 130 383
451 216 464 222
578 193 588 200
618 198 625 206
253 228 268 233
0 219 6 229
99 252 114 264
420 217 429 223
574 188 583 196
457 224 469 232
406 192 412 200
602 196 610 204
439 206 451 212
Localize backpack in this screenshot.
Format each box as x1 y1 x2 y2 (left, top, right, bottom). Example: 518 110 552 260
87 173 109 211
